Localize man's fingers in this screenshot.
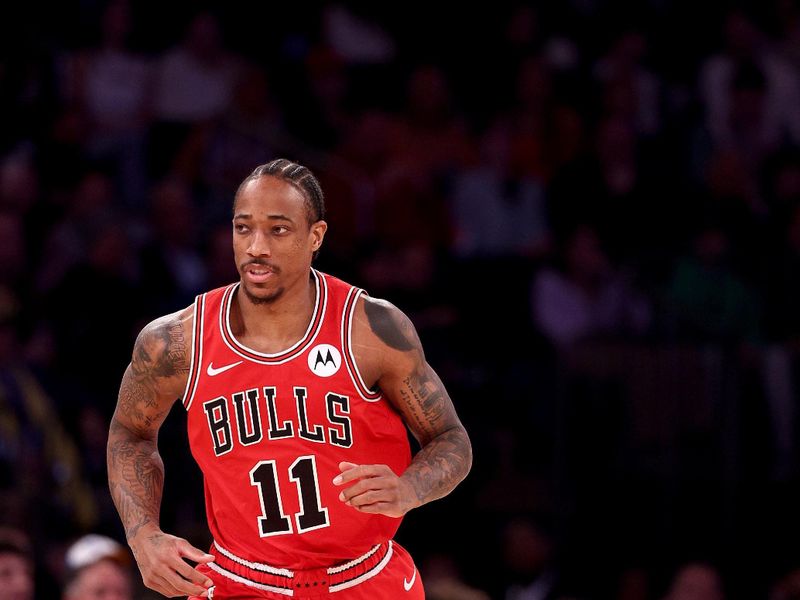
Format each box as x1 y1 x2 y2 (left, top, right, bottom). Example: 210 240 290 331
159 568 210 598
172 557 214 589
349 501 394 515
332 461 360 484
333 463 390 485
337 476 389 501
346 489 385 507
150 573 185 597
176 539 215 564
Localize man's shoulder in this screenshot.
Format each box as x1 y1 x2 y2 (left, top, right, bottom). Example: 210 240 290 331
139 305 195 339
353 294 419 354
132 305 195 376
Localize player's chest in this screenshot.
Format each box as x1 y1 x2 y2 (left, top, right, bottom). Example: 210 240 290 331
192 378 357 457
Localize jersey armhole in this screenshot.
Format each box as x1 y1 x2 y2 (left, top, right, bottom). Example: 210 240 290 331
182 294 206 411
342 288 382 402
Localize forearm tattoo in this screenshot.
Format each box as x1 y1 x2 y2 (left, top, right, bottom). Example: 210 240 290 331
398 367 472 504
107 317 187 541
402 427 471 505
108 420 165 541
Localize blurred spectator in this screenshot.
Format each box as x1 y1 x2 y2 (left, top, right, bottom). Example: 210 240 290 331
474 428 545 516
0 288 95 533
149 10 243 178
700 139 769 278
772 565 800 600
288 45 353 150
761 203 800 477
36 169 119 294
62 534 133 600
62 0 152 209
499 517 569 600
204 222 237 290
762 148 800 233
0 213 26 293
388 63 476 183
665 224 760 344
0 154 40 216
546 112 666 266
173 65 304 223
139 177 206 314
616 565 650 600
448 121 551 260
0 527 34 600
776 0 800 72
322 4 396 65
699 8 800 160
531 224 652 348
46 221 142 407
321 109 399 266
593 29 662 136
422 553 490 600
661 562 725 600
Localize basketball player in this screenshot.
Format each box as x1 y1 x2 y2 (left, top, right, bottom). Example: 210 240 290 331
107 158 472 598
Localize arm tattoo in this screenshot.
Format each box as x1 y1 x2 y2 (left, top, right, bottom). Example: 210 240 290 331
107 315 187 541
403 428 471 506
398 370 445 439
108 421 165 541
398 366 472 505
364 297 472 507
119 319 187 433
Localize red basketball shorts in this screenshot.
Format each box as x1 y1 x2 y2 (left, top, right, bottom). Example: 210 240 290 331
189 540 424 599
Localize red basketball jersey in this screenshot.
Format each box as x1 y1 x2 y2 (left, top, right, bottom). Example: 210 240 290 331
182 270 411 569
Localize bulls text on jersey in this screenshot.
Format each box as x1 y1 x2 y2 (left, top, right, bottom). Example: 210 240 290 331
202 386 353 456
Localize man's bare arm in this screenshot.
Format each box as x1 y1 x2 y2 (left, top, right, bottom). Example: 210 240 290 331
107 314 186 541
335 298 472 516
107 309 214 597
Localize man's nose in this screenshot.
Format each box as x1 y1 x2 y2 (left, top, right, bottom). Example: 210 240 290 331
247 231 271 256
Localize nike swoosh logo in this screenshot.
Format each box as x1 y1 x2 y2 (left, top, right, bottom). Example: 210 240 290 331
206 361 243 376
403 568 417 592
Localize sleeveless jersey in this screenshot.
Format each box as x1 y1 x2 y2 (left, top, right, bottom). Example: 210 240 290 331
182 270 412 569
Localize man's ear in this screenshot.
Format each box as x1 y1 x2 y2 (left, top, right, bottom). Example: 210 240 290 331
311 220 328 252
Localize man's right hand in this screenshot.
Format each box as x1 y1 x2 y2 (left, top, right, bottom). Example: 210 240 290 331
129 527 215 598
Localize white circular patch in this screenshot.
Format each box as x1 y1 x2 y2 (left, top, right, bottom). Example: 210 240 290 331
308 344 341 377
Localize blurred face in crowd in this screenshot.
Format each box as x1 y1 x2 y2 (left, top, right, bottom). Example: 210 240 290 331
663 563 724 600
232 176 326 305
64 560 132 600
0 551 33 600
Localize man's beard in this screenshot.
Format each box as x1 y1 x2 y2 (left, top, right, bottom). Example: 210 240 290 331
242 283 283 305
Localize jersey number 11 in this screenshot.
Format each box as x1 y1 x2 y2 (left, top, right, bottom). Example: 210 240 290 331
249 455 330 536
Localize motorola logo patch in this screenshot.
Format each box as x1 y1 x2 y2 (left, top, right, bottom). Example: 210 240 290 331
308 344 341 377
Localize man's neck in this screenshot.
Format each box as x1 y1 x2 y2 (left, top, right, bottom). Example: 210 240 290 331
232 271 316 352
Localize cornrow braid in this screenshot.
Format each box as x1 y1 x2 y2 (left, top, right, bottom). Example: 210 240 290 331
235 158 326 224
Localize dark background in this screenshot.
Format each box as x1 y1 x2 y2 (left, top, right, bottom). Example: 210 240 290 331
2 1 800 598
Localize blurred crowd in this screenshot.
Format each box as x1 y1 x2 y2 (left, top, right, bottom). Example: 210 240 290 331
4 0 800 598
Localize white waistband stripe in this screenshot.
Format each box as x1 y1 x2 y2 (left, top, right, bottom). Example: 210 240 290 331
213 541 294 577
207 562 293 596
327 543 381 574
328 541 393 593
